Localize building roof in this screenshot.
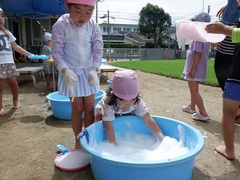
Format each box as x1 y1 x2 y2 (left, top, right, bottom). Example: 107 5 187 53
115 31 153 46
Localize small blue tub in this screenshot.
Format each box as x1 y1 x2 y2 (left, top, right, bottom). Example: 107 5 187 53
46 90 105 120
79 115 204 180
101 58 107 65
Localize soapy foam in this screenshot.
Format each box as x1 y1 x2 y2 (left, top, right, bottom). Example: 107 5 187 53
92 125 189 163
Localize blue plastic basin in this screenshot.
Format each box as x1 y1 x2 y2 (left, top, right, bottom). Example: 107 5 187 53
101 58 107 65
46 90 105 120
79 115 204 180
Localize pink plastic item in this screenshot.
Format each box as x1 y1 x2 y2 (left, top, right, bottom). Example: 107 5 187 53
54 149 89 171
112 70 139 100
67 0 96 6
176 20 226 48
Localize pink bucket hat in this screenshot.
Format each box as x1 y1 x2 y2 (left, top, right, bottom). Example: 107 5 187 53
67 0 96 6
112 70 139 100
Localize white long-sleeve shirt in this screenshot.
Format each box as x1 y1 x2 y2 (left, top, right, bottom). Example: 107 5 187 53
51 14 103 75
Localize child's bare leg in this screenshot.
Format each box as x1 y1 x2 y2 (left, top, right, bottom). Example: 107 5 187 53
70 97 84 149
215 98 239 160
83 94 95 127
188 82 196 110
7 77 21 108
0 79 6 115
78 95 95 147
46 74 52 89
188 81 208 116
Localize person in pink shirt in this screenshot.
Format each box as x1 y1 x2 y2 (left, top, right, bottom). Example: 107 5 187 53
95 70 164 148
51 0 103 149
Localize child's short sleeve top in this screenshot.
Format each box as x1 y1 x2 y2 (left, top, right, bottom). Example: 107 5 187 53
183 41 210 81
0 30 16 64
97 95 149 121
42 45 51 58
221 0 240 25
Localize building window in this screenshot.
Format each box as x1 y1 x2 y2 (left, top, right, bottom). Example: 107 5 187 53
103 27 108 32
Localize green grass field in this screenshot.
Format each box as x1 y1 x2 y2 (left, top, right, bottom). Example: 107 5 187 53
109 59 218 87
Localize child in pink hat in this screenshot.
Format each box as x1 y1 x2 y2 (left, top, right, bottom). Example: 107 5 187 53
52 0 103 149
95 70 164 148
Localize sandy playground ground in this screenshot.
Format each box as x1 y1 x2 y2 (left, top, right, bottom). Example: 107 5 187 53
0 66 240 180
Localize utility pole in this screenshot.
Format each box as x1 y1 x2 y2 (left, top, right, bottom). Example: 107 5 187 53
208 5 211 14
107 10 110 49
96 0 98 23
100 10 115 51
95 0 104 23
202 0 204 12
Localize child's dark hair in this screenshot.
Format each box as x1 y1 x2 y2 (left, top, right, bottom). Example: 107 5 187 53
105 87 139 110
0 9 10 38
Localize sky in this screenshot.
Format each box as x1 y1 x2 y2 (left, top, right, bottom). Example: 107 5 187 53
93 0 227 25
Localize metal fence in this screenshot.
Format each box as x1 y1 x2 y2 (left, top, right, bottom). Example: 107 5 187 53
103 48 216 61
103 48 141 61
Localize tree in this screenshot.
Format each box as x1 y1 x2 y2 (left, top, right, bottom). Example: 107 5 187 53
138 3 171 48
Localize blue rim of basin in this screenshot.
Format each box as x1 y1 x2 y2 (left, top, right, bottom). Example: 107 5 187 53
79 115 204 167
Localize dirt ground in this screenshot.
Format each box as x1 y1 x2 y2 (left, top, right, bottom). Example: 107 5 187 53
1 66 240 180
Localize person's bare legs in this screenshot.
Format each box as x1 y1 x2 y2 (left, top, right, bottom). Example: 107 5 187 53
70 94 95 149
185 81 197 110
0 79 7 116
235 108 240 124
215 98 239 160
46 74 52 89
188 81 208 116
82 94 95 128
6 77 21 109
70 97 84 149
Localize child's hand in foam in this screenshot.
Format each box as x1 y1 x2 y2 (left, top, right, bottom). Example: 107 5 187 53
150 132 164 150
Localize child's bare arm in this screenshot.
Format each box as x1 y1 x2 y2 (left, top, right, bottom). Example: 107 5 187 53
188 51 201 78
11 41 32 56
103 121 116 145
142 113 164 139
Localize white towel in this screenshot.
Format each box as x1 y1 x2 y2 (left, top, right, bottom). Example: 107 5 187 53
176 20 226 49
